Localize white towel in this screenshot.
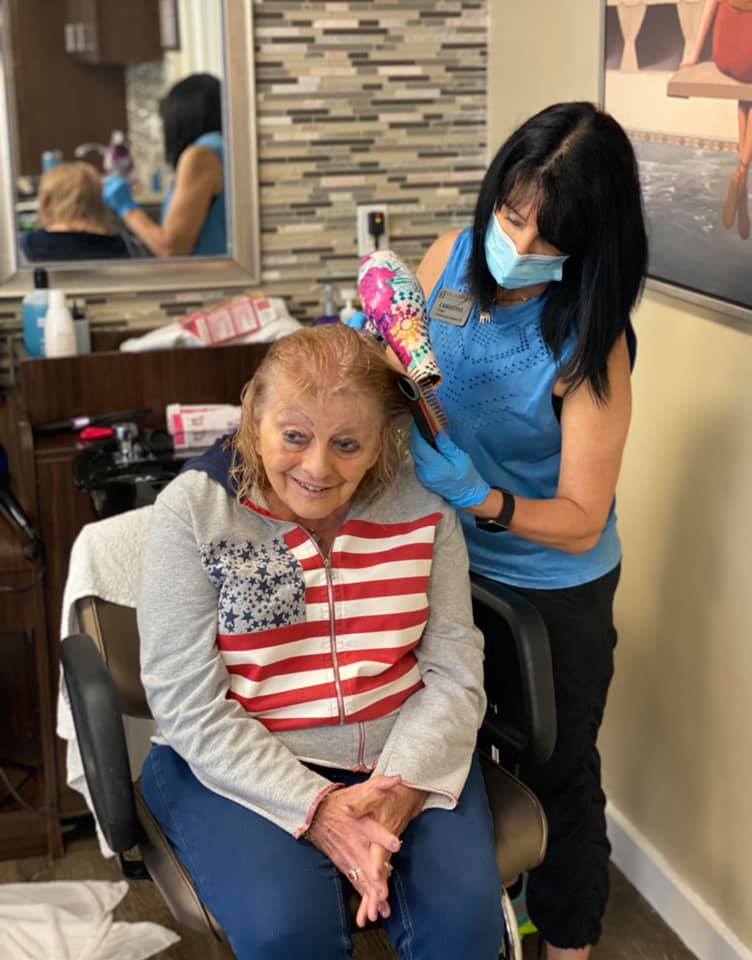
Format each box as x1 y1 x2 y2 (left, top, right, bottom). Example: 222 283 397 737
0 880 179 960
57 507 157 857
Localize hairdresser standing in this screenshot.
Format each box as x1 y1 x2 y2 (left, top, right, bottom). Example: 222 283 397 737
410 102 647 960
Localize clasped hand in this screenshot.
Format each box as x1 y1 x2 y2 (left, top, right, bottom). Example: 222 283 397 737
306 775 426 927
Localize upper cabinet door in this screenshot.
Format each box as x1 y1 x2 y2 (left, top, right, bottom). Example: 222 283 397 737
65 0 162 65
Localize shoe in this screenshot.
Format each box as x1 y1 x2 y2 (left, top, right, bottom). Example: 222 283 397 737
510 874 538 939
723 171 740 230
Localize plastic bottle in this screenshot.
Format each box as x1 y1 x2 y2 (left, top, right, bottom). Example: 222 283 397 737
72 301 91 355
41 149 63 173
315 283 339 325
22 268 49 358
44 290 77 358
339 288 358 325
104 130 134 179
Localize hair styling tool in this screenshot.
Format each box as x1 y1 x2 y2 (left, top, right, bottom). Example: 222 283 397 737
396 376 445 448
357 249 448 445
35 407 151 434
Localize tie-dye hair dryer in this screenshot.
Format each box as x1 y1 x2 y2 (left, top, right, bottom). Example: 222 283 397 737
357 249 448 445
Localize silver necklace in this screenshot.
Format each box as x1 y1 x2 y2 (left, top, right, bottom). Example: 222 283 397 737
479 292 533 323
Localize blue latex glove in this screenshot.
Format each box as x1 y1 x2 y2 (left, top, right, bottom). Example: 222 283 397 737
342 310 367 330
409 424 491 509
102 174 138 218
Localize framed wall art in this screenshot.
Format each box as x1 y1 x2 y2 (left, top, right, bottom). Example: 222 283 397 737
604 0 752 319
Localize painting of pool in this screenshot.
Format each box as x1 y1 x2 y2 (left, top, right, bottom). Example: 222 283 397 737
634 138 752 309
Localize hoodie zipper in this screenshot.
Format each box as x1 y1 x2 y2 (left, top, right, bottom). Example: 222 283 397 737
307 533 345 724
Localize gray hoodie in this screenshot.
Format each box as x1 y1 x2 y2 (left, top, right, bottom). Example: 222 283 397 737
138 454 485 837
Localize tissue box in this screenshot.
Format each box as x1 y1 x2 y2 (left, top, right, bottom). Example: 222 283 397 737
166 403 241 449
180 294 277 345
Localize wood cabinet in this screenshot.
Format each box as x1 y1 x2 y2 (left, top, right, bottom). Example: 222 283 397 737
0 394 62 860
8 0 127 176
64 0 162 65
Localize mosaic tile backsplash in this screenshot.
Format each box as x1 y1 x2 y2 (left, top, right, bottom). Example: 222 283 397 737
254 0 487 321
3 0 487 347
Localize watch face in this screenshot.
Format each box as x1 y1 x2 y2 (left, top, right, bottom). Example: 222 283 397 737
475 518 507 533
475 489 514 533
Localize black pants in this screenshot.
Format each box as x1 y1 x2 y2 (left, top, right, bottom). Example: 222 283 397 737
486 564 621 950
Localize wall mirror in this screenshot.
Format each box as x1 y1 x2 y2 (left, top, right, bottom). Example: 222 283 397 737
0 0 259 297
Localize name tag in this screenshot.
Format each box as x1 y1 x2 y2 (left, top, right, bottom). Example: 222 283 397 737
431 288 473 326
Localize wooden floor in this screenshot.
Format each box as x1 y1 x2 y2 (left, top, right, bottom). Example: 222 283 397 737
0 819 699 960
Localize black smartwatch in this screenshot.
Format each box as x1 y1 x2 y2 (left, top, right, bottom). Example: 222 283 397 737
475 488 515 533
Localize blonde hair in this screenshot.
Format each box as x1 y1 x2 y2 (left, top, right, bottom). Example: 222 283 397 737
38 162 113 231
231 324 409 504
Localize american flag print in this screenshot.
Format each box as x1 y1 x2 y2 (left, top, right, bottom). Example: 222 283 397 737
214 511 443 732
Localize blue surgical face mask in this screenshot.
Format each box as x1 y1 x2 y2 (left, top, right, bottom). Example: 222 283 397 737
484 212 569 289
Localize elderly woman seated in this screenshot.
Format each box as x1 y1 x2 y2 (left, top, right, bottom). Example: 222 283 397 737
21 161 130 262
138 324 503 959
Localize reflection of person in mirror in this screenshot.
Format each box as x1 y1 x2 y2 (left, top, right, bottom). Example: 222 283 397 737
21 162 129 262
102 73 226 258
682 0 752 238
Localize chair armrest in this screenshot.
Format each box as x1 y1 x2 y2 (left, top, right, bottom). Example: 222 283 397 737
471 573 556 765
61 633 141 854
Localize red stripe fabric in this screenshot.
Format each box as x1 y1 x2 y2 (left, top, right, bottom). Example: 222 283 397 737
262 715 341 732
218 606 428 652
346 681 424 722
305 575 430 605
340 655 418 696
218 619 328 650
218 511 441 729
227 652 336 682
332 542 434 568
337 607 428 637
283 526 314 550
341 514 442 538
228 677 338 712
226 641 420 683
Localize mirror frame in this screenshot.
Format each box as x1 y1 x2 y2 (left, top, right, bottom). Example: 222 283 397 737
0 0 260 298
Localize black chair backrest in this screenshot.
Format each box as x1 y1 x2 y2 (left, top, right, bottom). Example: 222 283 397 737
61 633 141 854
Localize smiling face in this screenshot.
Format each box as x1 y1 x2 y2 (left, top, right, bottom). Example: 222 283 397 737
253 374 384 526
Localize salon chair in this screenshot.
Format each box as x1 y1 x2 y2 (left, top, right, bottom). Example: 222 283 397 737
62 573 555 959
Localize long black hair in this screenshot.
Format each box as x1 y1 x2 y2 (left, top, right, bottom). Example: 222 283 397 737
160 73 222 169
468 101 647 402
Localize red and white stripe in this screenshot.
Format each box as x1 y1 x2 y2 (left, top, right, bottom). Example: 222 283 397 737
217 513 442 731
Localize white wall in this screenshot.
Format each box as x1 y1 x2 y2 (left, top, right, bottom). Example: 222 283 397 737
487 0 602 155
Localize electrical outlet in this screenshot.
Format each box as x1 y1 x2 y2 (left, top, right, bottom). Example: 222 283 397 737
356 204 389 258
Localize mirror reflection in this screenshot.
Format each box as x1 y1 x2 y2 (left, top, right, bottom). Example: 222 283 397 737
12 0 227 263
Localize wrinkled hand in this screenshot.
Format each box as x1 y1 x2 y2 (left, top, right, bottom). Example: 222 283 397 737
305 776 402 926
102 174 138 218
344 780 428 926
342 310 367 331
344 780 427 838
410 425 491 509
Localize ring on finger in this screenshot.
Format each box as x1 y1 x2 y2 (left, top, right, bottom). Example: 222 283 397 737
384 862 394 877
347 867 362 883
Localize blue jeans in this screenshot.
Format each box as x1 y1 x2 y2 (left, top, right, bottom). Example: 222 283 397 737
141 745 503 960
